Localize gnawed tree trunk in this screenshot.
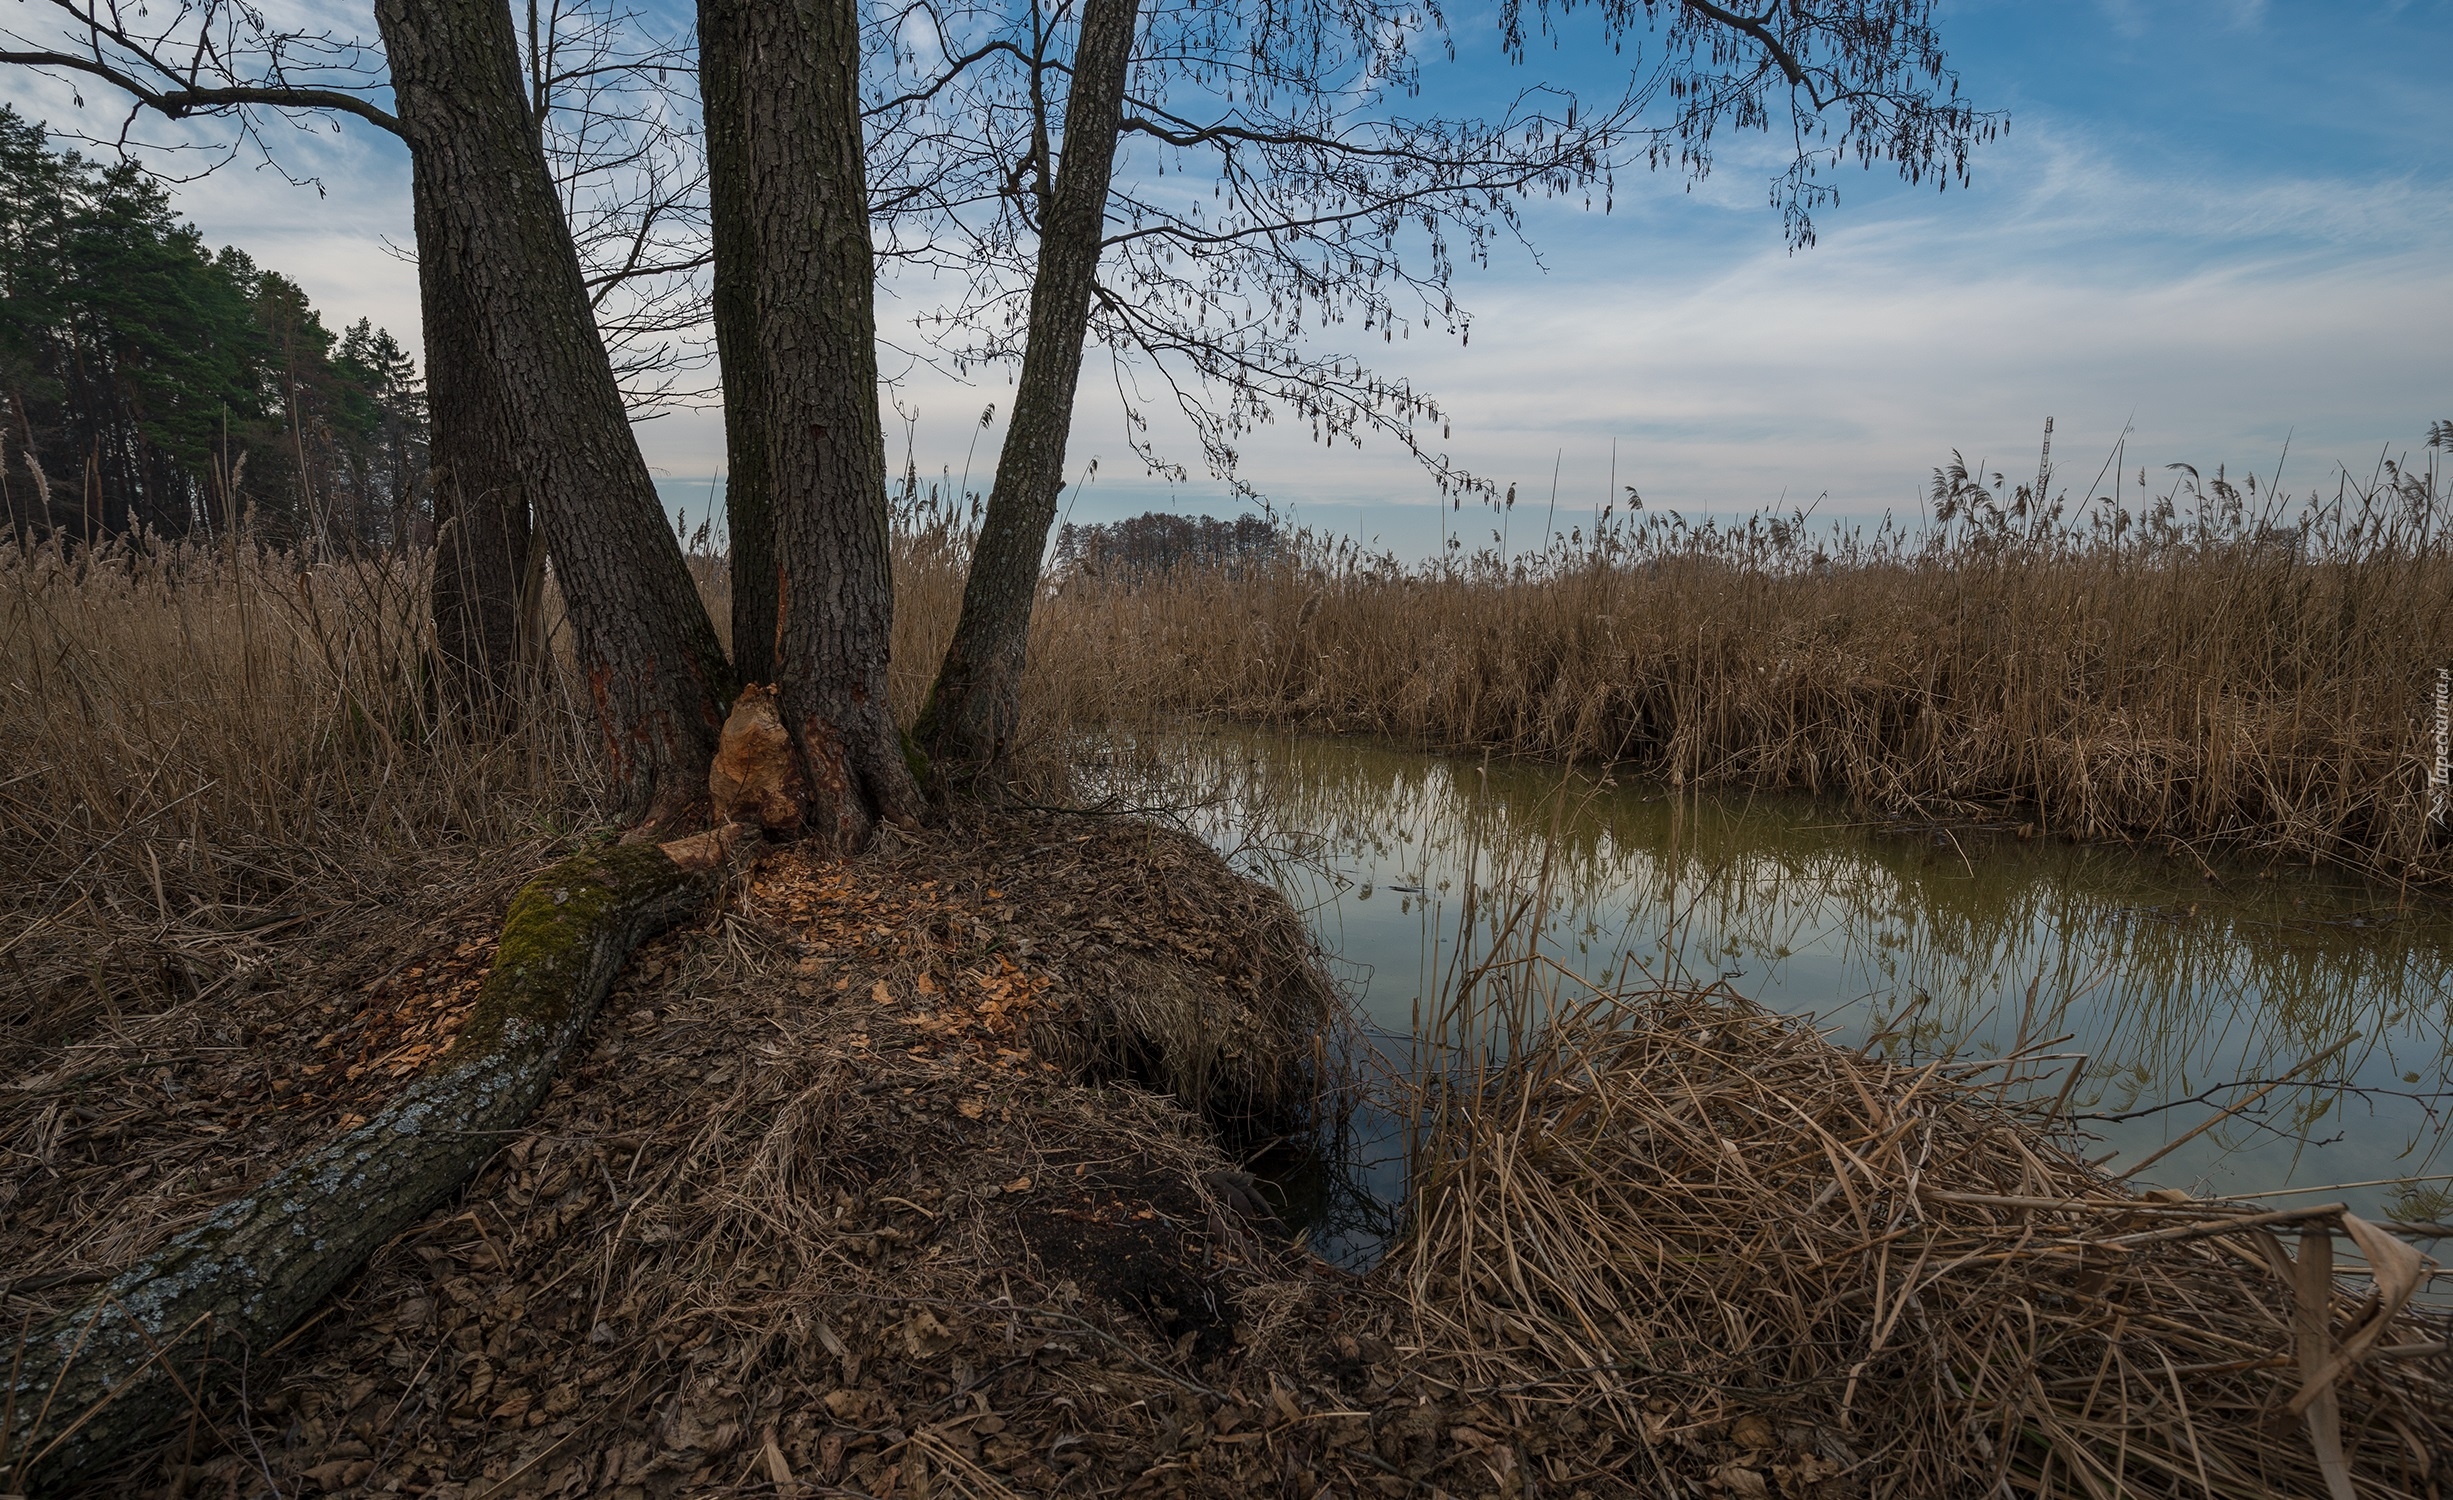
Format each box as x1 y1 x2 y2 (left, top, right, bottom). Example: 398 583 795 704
916 0 1142 781
707 0 922 849
0 845 709 1494
697 0 776 688
378 0 733 821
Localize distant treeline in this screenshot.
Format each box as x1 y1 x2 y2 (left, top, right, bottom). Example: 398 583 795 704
0 108 426 546
1053 511 1283 578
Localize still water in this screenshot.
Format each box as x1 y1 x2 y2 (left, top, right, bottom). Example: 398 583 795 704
1090 728 2453 1266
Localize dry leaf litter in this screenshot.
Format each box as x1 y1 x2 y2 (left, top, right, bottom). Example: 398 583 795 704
6 812 2451 1499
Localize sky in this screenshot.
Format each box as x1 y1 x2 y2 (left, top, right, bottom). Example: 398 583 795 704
9 0 2447 559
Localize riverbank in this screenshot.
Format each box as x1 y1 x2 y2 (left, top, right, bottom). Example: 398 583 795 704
9 809 2449 1498
7 530 2452 1495
1 811 1345 1494
909 469 2453 888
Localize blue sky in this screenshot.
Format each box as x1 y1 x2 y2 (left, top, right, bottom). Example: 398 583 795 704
913 0 2453 554
11 0 2445 559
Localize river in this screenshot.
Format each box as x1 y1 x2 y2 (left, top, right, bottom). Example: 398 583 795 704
1089 727 2453 1268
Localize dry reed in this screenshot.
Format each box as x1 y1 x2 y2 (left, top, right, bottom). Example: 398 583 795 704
1385 974 2453 1497
1019 446 2453 885
0 532 608 1052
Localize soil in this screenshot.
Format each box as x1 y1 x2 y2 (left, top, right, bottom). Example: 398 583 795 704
6 811 1612 1500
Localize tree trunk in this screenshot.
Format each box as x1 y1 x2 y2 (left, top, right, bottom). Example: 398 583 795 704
916 0 1142 780
377 0 733 823
1 845 709 1494
708 0 922 850
697 0 775 687
420 254 530 718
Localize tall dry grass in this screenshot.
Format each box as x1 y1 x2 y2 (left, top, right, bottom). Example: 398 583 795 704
0 502 1043 1055
1021 445 2453 885
11 434 2447 1052
0 533 610 1050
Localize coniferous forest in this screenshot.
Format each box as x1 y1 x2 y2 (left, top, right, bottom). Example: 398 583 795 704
0 107 426 547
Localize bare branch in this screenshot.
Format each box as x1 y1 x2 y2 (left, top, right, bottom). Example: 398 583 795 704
0 48 403 134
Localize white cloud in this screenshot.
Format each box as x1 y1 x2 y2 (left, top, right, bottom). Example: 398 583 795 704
1003 117 2453 542
31 41 2436 557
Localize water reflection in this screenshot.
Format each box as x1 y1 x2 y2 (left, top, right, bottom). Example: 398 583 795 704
1090 727 2453 1257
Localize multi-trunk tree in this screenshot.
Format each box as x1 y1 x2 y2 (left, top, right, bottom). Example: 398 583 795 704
10 0 2002 826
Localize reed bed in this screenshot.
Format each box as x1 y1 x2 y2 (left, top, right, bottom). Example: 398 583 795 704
1023 445 2453 885
1385 977 2453 1497
0 507 1054 1060
0 533 607 1052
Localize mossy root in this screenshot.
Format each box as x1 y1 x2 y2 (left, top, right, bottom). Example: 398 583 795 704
2 843 709 1494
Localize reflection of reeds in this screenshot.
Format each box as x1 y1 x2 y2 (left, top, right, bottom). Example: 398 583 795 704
1391 974 2452 1498
1013 446 2453 886
1103 727 2453 1180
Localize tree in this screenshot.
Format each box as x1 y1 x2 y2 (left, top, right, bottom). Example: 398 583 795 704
696 0 775 685
0 109 423 546
860 0 2000 779
906 0 1142 779
4 0 734 814
380 0 733 799
332 319 431 550
700 0 924 849
1055 510 1285 578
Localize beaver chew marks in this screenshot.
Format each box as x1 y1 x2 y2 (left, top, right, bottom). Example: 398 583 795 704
709 682 810 836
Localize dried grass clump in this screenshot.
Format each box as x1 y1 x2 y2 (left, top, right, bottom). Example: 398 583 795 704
1389 985 2453 1498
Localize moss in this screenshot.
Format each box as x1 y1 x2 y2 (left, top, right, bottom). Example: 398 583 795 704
452 844 694 1055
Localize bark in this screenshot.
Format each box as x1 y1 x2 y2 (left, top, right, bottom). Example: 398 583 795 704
708 0 921 850
377 0 733 821
917 0 1142 780
697 0 776 687
0 845 709 1494
420 255 531 718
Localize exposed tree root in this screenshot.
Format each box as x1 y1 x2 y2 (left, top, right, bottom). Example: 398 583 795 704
2 844 709 1494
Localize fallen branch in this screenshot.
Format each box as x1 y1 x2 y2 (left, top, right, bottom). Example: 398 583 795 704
2 842 710 1493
